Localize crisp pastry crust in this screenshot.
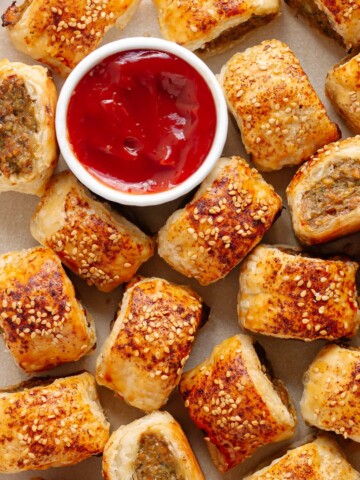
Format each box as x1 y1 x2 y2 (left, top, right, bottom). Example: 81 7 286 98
244 436 360 479
96 277 206 411
285 0 360 51
179 334 297 472
157 156 282 285
218 39 340 171
286 136 360 245
153 0 280 56
0 246 96 372
0 372 110 473
326 54 360 134
2 0 141 77
102 411 205 480
238 244 360 341
301 344 360 442
30 171 155 292
0 59 57 195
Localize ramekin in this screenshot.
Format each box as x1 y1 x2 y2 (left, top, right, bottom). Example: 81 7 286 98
56 37 228 206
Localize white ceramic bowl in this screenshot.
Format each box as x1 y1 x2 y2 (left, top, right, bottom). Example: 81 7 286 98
56 37 228 206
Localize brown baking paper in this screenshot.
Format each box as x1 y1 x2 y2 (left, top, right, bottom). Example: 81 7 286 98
0 1 359 479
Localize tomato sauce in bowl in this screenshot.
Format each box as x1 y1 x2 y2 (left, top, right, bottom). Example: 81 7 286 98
67 49 217 194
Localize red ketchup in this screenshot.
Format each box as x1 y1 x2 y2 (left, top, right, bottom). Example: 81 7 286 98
67 49 217 194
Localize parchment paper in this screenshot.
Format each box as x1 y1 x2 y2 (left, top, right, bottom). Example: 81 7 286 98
0 1 359 479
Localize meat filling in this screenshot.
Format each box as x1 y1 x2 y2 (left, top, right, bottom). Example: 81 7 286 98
0 376 55 394
197 13 277 56
254 343 297 421
0 75 37 178
133 433 184 480
285 0 344 46
302 160 360 226
2 0 33 27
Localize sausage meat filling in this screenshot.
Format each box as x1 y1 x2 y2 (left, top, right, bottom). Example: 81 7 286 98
197 13 277 55
285 0 344 45
2 0 33 28
133 433 184 480
302 160 360 226
0 75 37 178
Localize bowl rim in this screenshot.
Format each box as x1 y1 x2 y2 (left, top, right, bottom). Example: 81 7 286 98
56 36 228 206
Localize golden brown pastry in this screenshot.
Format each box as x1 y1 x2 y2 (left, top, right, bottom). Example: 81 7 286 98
96 277 206 411
287 136 360 245
0 246 96 373
158 156 282 286
285 0 360 51
0 59 57 195
30 171 155 292
153 0 280 56
2 0 141 77
218 39 340 172
238 244 360 341
326 54 360 134
102 411 205 480
244 436 360 479
0 372 110 473
301 344 360 441
179 334 297 473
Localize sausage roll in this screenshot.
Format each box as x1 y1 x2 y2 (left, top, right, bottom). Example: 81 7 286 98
0 372 110 473
0 59 57 195
96 277 206 411
238 244 360 341
158 156 282 286
218 39 340 172
179 334 297 473
0 246 96 373
284 0 360 51
30 171 155 292
244 436 360 479
326 54 360 134
2 0 141 77
153 0 280 56
102 411 205 480
287 136 360 245
301 344 360 441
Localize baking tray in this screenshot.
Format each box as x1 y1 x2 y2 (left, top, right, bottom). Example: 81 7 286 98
0 1 359 478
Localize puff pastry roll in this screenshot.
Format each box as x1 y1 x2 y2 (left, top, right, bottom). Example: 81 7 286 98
179 334 297 472
238 244 360 341
301 344 360 441
218 39 340 172
244 436 360 479
326 54 360 134
30 171 155 292
285 0 360 51
0 246 96 372
158 156 282 285
0 372 109 473
287 137 360 245
102 411 205 480
153 0 280 56
0 59 57 195
96 277 206 411
2 0 141 77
